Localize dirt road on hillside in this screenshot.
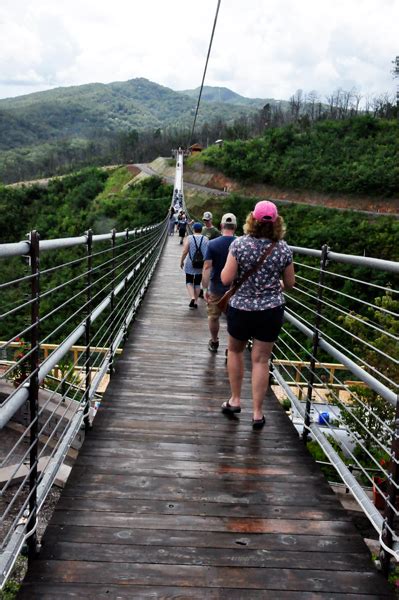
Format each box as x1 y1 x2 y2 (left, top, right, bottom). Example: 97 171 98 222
135 163 229 196
8 162 399 218
135 163 399 219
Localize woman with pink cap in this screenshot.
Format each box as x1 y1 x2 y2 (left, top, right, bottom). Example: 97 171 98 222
221 200 295 429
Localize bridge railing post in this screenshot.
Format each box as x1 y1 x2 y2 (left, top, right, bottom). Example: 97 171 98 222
27 230 40 561
84 229 93 431
379 394 399 576
302 244 329 444
109 229 117 376
122 228 130 345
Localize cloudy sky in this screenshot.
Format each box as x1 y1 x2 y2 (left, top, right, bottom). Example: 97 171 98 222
0 0 397 102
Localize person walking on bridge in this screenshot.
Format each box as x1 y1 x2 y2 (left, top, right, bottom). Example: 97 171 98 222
202 213 237 353
177 211 189 244
198 211 221 298
168 206 176 235
202 211 221 240
180 222 209 309
221 201 295 429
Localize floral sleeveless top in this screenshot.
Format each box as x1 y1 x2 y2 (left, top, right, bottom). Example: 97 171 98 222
229 236 292 311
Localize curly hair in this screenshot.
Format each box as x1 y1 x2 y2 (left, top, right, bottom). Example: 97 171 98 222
243 213 286 240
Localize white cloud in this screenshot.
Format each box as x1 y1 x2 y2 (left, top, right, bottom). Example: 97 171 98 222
0 0 397 101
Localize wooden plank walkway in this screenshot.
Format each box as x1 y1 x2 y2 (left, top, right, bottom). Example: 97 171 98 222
18 237 394 599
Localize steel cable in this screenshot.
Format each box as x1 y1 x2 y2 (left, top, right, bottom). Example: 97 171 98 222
188 0 222 147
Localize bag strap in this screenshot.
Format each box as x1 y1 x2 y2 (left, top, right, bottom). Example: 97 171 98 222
233 241 276 292
190 234 202 261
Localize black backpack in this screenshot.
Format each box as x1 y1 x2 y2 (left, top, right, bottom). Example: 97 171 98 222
191 235 204 269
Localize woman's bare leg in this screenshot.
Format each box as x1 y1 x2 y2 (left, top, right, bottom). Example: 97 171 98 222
227 336 247 408
251 339 274 420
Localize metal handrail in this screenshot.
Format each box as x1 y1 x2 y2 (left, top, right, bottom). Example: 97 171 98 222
274 246 398 576
0 225 159 259
290 245 399 273
0 218 168 587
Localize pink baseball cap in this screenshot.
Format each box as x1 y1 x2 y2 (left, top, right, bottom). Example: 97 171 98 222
253 200 278 223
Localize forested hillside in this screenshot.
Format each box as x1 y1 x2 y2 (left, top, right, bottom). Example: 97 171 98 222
0 169 172 341
189 192 399 262
0 168 171 243
2 165 397 255
0 78 264 184
200 116 399 197
179 85 283 108
0 77 396 187
0 78 262 150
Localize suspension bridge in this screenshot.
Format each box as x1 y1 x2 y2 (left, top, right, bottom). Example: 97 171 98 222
0 151 398 597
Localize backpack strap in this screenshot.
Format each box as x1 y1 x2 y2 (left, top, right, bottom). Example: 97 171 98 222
189 235 199 262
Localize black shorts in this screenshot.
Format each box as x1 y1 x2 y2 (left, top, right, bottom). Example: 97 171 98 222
227 305 285 343
186 273 202 286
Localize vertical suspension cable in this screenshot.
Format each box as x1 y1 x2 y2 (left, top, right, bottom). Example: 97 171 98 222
188 0 222 148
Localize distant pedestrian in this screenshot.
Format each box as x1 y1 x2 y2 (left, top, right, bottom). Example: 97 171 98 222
202 213 237 352
168 206 176 235
180 223 209 309
202 211 221 240
198 211 221 298
177 212 188 244
221 200 295 429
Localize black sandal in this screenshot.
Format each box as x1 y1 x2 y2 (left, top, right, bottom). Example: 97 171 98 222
252 416 265 430
221 401 241 414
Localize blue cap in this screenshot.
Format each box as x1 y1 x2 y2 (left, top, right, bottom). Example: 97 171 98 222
193 222 202 232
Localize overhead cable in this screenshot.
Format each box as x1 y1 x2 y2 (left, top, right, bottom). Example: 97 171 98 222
188 0 222 147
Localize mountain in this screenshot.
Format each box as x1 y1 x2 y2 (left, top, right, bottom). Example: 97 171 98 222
0 78 269 152
178 85 271 108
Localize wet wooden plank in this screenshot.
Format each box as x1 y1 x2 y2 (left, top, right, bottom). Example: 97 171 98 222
78 439 316 461
42 524 370 553
16 583 388 600
39 539 372 571
56 496 351 520
68 456 322 480
18 238 394 598
60 472 339 506
22 560 393 594
49 510 352 537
